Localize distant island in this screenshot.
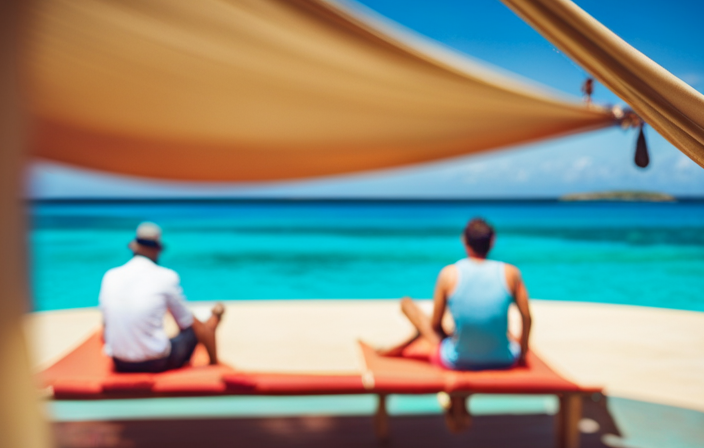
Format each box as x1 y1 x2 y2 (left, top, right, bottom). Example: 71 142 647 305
560 191 676 202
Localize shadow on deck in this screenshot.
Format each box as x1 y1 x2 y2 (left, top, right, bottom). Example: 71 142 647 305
52 399 619 448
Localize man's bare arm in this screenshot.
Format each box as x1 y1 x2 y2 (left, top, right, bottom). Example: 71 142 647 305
507 265 531 364
430 265 454 340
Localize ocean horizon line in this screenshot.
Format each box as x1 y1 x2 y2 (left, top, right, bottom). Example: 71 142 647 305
27 196 704 205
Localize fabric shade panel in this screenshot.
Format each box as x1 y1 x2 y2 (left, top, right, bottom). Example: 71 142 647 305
501 0 704 169
21 0 614 182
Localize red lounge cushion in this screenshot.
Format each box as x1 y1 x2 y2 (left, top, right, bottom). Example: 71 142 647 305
38 331 367 398
220 373 258 393
153 365 231 394
38 330 598 399
360 340 600 395
253 374 365 395
359 342 447 393
38 332 235 398
102 374 155 393
221 373 366 395
52 379 104 398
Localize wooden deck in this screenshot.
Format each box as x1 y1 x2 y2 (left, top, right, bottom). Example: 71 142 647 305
52 411 614 448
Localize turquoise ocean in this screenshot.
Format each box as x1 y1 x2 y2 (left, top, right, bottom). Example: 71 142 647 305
30 200 704 312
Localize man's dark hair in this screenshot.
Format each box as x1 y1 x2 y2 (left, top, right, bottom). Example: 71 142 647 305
463 218 495 257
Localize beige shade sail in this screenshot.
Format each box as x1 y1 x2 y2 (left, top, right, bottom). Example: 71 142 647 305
502 0 704 169
21 0 614 182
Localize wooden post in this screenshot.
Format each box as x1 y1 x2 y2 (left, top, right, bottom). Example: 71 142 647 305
556 393 582 448
444 392 472 433
0 2 53 447
374 394 389 443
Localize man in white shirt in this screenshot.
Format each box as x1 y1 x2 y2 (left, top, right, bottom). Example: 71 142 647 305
100 222 224 373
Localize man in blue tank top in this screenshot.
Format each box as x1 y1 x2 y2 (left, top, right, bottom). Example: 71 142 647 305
381 218 532 431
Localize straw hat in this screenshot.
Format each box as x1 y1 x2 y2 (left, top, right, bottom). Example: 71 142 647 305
130 222 163 250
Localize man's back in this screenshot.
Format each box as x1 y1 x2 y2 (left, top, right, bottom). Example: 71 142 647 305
100 255 193 362
440 258 517 369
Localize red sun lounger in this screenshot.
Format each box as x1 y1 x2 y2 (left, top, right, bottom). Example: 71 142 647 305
358 338 602 448
37 332 367 399
37 332 600 448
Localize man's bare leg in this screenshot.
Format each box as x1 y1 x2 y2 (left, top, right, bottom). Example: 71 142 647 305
191 302 225 365
400 297 443 345
378 297 443 356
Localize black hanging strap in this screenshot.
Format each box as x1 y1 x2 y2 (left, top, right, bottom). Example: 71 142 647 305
634 125 649 168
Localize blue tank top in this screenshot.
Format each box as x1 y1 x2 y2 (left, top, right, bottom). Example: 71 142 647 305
439 258 518 370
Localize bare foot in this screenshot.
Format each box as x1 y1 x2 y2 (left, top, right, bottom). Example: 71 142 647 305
211 302 225 319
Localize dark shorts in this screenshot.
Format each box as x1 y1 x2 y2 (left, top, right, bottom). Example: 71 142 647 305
113 327 198 373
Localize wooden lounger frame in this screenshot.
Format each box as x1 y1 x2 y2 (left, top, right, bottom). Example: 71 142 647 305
373 391 587 448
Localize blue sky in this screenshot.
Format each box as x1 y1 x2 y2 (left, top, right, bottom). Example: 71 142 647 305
28 0 704 199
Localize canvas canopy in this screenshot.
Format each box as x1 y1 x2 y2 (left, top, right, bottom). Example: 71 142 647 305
22 0 615 181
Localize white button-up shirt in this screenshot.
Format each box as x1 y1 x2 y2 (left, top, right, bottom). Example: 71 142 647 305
99 255 194 362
